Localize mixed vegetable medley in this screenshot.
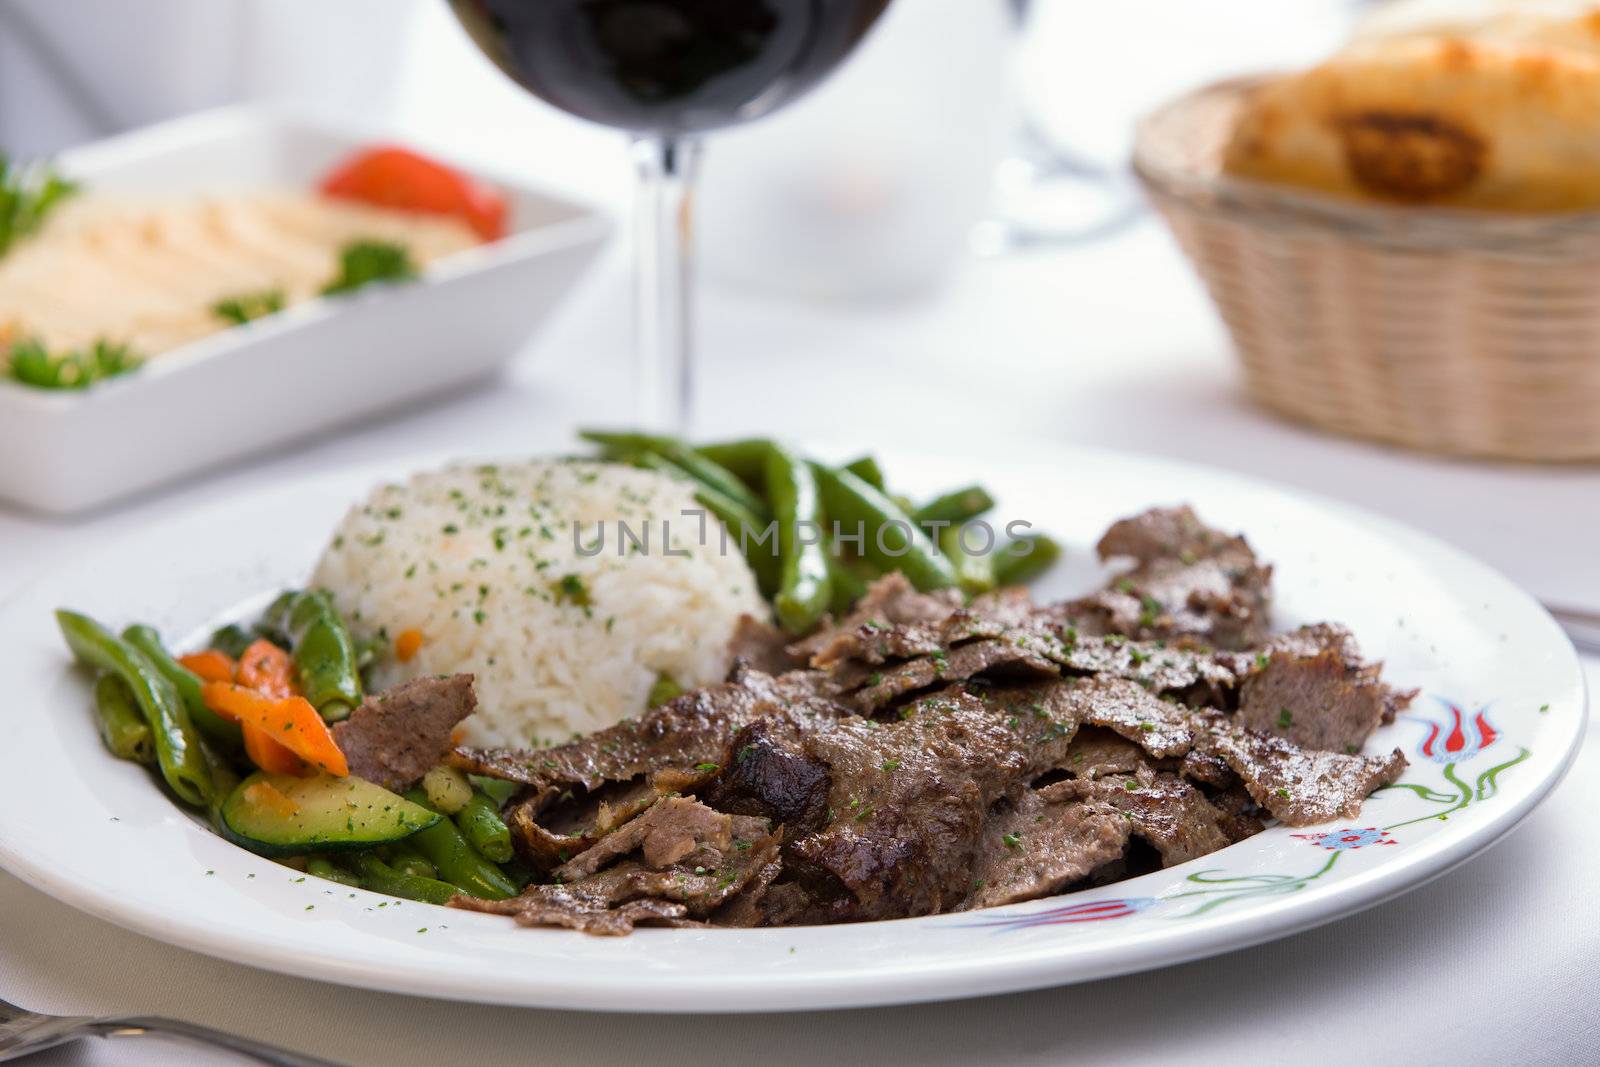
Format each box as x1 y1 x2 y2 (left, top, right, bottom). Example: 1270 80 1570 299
58 592 525 905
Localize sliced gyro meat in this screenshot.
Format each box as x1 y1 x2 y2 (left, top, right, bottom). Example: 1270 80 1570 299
1194 715 1407 826
331 673 476 793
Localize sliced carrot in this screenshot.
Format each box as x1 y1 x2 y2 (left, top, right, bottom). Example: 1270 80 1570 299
242 778 300 818
394 628 424 663
242 724 310 776
179 649 236 684
202 683 349 777
194 642 308 775
237 639 294 699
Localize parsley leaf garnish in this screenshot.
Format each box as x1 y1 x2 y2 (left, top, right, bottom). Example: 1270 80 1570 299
321 239 418 296
0 155 77 259
5 336 141 390
212 287 286 325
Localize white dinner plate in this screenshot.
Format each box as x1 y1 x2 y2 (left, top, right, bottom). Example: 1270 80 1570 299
0 445 1584 1012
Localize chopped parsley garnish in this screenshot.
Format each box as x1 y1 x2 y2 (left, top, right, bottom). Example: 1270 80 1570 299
880 759 901 772
212 287 286 325
1277 707 1294 729
553 573 591 608
321 238 418 296
6 336 142 390
694 761 719 773
0 154 76 259
1002 832 1022 850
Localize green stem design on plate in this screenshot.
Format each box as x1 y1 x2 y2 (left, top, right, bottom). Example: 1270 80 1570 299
1476 747 1530 802
1382 747 1531 832
1164 852 1341 916
1375 782 1458 804
1384 762 1474 832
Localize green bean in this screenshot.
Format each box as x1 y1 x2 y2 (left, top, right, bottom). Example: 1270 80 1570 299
205 750 240 835
92 673 153 764
625 450 781 596
352 633 384 673
499 858 536 893
647 673 683 708
56 610 211 807
914 485 996 527
694 437 774 492
825 551 870 615
455 790 515 864
253 592 296 647
766 444 831 633
265 590 363 722
939 523 998 597
350 851 458 905
123 624 243 752
469 776 520 807
207 624 255 660
811 465 957 592
307 856 362 888
580 430 770 523
404 789 517 900
993 533 1063 587
383 844 438 880
842 455 887 492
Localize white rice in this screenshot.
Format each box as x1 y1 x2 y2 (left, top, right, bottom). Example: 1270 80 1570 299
311 460 766 748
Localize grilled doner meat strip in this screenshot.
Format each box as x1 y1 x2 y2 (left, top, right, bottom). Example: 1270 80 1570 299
449 665 850 871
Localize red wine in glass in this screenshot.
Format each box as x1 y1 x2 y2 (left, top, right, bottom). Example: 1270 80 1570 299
450 0 893 428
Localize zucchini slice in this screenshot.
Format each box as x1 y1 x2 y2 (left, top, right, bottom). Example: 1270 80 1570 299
219 772 439 857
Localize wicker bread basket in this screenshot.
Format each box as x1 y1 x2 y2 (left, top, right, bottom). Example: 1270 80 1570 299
1134 77 1600 462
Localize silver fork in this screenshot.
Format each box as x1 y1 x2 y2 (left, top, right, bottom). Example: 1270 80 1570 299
0 994 345 1065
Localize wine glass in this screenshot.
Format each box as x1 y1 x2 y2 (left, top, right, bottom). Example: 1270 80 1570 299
449 0 893 431
972 0 1143 254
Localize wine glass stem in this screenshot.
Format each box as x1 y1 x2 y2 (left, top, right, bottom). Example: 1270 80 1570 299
631 136 702 433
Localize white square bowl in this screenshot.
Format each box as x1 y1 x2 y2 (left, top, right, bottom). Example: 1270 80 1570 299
0 106 613 515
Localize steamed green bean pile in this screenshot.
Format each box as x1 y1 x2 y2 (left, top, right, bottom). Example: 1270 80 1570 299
580 431 1063 634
